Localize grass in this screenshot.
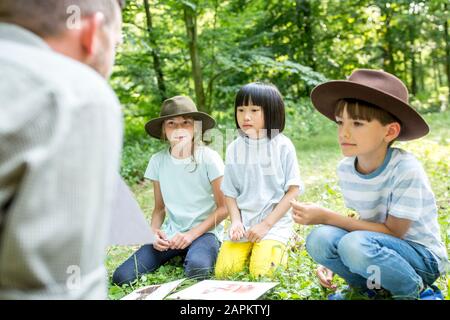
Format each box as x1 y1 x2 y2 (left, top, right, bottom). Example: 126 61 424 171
107 111 450 300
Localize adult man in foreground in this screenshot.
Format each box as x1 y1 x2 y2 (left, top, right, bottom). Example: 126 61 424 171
0 0 125 299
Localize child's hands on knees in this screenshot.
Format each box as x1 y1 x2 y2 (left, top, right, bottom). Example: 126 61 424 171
153 229 170 251
229 221 245 241
246 221 270 242
316 265 337 290
169 232 195 250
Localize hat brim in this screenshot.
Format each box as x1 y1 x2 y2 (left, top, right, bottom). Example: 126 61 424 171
144 111 216 139
310 81 429 141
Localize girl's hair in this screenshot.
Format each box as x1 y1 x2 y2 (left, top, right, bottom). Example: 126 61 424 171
234 82 285 139
160 115 204 172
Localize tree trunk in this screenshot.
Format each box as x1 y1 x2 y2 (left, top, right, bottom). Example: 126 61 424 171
183 3 207 112
411 52 417 96
206 0 218 112
409 24 417 95
143 0 167 102
444 3 450 104
402 53 408 86
432 59 440 92
382 10 396 74
418 49 425 93
295 0 315 70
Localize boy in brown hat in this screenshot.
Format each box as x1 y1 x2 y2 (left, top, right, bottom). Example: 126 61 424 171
291 69 449 300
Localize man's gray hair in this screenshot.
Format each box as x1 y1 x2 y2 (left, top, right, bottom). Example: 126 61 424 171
0 0 126 37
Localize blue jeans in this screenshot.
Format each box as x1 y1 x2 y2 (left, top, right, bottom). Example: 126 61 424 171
306 225 441 299
112 233 220 286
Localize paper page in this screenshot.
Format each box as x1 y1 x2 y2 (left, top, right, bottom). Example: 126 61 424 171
121 279 186 300
108 175 155 246
167 280 278 300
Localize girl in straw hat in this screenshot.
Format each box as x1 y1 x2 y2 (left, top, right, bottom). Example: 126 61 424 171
112 96 228 285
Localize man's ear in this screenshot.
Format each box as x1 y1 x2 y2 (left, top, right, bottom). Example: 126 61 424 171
80 12 105 56
385 122 401 143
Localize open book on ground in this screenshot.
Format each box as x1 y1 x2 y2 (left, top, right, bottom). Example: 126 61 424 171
121 279 186 300
166 280 278 300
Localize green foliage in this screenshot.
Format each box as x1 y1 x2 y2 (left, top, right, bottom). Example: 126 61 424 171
119 116 164 184
108 0 450 300
112 0 449 153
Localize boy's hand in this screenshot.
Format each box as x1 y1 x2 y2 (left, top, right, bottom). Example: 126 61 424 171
290 200 328 225
246 221 270 243
153 229 170 251
169 231 195 250
229 221 245 241
316 265 337 290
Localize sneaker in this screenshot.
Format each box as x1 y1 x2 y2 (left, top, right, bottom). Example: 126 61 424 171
328 286 384 300
419 285 444 300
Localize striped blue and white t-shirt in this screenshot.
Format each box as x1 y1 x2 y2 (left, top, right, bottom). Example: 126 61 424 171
337 147 449 274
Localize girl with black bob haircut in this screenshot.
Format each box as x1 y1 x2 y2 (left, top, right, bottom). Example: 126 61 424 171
234 82 285 139
215 82 303 278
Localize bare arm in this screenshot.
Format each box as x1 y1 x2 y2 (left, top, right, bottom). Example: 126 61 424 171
264 185 300 228
226 196 242 224
247 185 300 242
150 180 171 251
150 180 166 232
324 209 412 238
291 201 412 239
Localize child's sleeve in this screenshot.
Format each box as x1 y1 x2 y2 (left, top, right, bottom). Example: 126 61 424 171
205 149 225 182
283 143 304 194
220 146 240 198
388 168 435 221
143 154 160 181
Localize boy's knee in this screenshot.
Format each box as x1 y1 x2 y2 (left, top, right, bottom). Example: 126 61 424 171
337 231 373 268
306 226 343 260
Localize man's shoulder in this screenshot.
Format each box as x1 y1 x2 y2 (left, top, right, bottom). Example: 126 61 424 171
0 40 118 108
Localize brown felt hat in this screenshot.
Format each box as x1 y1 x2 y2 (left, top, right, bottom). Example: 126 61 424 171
310 69 429 141
145 95 216 139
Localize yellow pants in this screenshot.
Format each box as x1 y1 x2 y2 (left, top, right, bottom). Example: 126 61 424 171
214 240 288 278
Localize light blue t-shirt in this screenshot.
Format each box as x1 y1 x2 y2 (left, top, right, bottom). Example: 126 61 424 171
221 133 303 244
337 147 449 274
144 146 225 240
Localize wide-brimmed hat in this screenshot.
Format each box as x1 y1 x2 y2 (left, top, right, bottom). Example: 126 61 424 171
310 69 429 141
145 96 216 139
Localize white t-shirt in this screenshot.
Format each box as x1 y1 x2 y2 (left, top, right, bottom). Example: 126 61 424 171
221 133 303 244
